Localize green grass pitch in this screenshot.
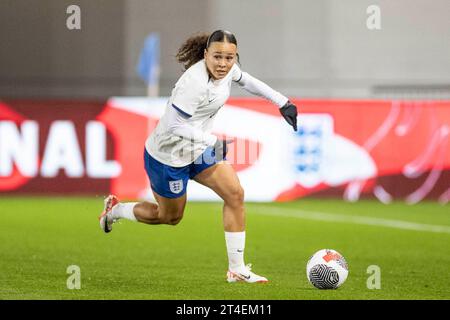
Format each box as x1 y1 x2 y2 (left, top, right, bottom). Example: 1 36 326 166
0 197 449 300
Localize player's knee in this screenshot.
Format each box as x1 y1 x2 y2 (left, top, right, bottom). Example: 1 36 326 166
163 215 182 225
168 216 183 226
225 185 245 207
159 208 184 225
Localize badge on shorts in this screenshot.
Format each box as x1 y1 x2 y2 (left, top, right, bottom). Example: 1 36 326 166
169 179 183 194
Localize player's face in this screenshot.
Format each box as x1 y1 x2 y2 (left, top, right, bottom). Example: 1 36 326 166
204 41 237 80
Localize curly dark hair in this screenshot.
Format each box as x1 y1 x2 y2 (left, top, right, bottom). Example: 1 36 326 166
176 30 239 71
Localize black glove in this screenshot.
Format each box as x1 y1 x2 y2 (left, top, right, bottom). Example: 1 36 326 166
280 101 298 131
213 139 234 161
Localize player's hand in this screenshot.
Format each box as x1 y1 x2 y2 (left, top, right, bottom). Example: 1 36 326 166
280 101 298 131
214 138 234 161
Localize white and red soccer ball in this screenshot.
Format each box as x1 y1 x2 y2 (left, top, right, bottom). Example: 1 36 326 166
306 249 349 289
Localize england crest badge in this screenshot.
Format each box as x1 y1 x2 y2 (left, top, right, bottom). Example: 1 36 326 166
169 179 183 194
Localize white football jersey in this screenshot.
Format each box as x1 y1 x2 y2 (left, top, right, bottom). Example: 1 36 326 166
146 59 242 167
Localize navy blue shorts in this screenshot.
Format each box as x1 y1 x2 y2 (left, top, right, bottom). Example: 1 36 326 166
144 147 220 198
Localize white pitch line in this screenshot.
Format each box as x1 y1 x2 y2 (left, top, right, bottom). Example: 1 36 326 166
250 205 450 234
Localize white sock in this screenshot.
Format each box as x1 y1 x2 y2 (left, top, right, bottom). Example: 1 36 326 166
225 231 246 272
111 202 138 221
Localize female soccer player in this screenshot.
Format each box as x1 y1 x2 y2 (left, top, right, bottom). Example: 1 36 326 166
99 30 298 283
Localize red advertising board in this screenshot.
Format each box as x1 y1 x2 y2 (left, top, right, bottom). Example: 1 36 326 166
0 98 449 203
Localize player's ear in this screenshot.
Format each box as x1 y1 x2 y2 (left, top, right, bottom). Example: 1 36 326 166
204 48 208 59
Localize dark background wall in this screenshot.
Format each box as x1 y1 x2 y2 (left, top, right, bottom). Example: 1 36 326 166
1 0 449 99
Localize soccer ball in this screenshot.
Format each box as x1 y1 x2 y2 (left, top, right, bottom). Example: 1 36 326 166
306 249 349 289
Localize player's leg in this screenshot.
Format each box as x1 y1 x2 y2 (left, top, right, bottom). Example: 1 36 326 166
111 192 186 225
133 146 188 225
145 191 186 225
192 161 268 283
193 162 245 231
99 148 188 231
128 199 160 224
99 191 186 231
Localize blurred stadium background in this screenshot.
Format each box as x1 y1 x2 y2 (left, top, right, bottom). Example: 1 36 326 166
0 0 449 300
1 0 449 99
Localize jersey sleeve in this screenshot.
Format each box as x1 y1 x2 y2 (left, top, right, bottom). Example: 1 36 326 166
171 75 206 117
237 71 289 108
166 104 217 146
231 63 243 83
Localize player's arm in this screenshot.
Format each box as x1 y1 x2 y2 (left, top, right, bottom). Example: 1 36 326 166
168 77 216 145
167 105 217 146
167 106 231 160
234 68 298 131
